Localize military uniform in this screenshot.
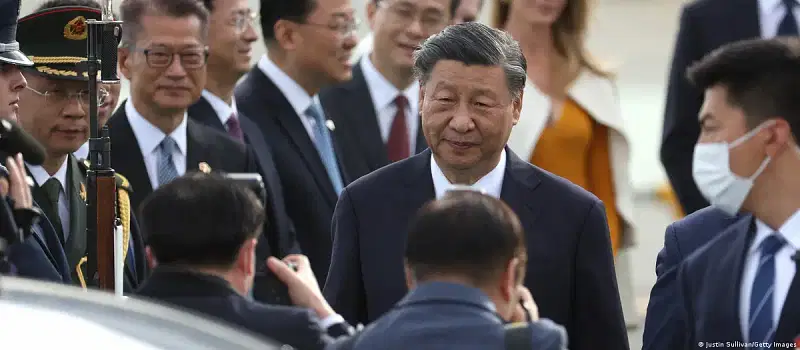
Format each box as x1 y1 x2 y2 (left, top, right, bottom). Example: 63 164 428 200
15 5 147 291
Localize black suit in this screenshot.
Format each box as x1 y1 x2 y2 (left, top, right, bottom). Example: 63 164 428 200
235 67 349 284
677 217 800 348
323 148 629 350
660 0 760 214
188 96 299 257
319 61 427 181
136 268 338 350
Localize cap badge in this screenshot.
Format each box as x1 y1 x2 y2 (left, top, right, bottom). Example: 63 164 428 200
64 16 88 40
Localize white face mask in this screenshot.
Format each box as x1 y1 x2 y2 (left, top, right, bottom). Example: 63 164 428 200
692 121 775 216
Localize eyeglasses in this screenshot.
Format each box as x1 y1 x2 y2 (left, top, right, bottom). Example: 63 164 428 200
228 12 259 34
130 46 209 69
26 86 109 107
379 2 447 32
303 18 360 37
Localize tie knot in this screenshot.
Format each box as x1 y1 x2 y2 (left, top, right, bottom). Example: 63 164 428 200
226 113 240 126
42 177 62 203
159 136 178 153
306 103 324 122
760 234 786 257
395 95 408 109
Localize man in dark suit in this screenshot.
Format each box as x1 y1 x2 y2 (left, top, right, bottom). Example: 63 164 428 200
674 38 800 349
136 174 352 350
661 0 800 215
319 0 452 181
324 23 628 350
10 4 146 290
188 0 299 258
235 0 358 284
329 190 567 350
642 207 748 350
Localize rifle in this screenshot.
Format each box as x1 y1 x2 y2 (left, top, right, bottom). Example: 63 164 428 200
84 0 123 296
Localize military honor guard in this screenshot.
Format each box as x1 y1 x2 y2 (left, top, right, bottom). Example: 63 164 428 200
14 4 147 291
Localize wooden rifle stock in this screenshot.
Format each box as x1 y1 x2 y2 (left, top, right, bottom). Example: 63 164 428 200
91 171 116 289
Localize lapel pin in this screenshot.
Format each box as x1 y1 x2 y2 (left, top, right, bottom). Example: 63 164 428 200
326 119 336 132
198 162 211 174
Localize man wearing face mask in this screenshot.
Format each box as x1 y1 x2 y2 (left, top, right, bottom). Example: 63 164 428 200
673 37 800 349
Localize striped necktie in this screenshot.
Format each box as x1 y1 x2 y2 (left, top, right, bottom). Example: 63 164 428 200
748 234 786 347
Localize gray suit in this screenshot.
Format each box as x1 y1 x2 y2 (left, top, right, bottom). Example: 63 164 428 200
326 281 567 350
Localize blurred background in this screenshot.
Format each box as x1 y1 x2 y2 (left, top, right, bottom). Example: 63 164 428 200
19 0 690 347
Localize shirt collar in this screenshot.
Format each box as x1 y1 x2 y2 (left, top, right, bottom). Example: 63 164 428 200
759 0 798 14
257 55 314 117
360 53 420 112
27 157 69 191
750 209 800 255
125 101 188 157
201 90 237 126
431 149 507 199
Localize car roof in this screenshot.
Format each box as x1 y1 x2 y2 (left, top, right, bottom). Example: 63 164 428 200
0 277 286 350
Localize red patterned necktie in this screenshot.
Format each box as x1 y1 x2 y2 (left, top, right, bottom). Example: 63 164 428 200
226 113 244 142
387 95 409 162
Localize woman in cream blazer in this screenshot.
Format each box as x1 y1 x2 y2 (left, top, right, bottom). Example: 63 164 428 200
493 0 636 256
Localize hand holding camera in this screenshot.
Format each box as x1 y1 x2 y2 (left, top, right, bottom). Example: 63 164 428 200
267 255 335 319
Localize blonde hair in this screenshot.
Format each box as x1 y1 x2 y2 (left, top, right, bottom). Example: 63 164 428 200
491 0 611 80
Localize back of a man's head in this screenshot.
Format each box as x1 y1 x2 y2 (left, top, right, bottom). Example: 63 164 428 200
140 173 265 268
405 190 527 289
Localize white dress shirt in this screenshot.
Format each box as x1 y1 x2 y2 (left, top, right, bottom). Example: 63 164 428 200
431 149 507 199
74 143 89 160
360 54 420 155
27 159 70 237
739 210 800 340
257 55 323 144
759 0 800 37
201 89 238 128
125 101 188 190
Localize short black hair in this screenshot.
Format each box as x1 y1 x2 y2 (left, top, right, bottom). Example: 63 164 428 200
119 0 210 47
202 0 214 12
36 0 101 10
405 190 527 285
259 0 316 42
140 173 266 268
688 37 800 140
413 22 526 101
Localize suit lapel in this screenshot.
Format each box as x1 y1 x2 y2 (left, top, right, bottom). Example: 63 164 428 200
109 104 153 211
498 150 545 257
253 70 338 203
186 120 209 173
338 63 389 168
402 149 436 220
775 272 800 343
188 97 226 132
712 218 752 343
726 0 761 42
64 155 87 273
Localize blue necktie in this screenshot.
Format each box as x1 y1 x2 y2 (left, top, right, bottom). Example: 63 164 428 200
157 136 179 188
748 234 786 346
778 0 799 36
306 103 343 195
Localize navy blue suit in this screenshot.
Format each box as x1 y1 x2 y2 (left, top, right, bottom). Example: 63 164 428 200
324 148 629 350
676 217 800 348
136 267 342 350
6 199 71 283
642 207 747 350
327 281 567 350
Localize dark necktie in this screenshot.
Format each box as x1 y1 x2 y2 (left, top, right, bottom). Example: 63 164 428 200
387 95 410 162
226 113 244 142
778 0 799 36
157 136 179 188
748 234 786 347
41 177 65 239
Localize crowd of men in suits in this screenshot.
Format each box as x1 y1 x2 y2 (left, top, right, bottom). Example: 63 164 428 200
2 0 800 348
